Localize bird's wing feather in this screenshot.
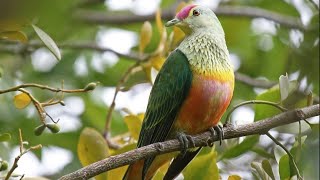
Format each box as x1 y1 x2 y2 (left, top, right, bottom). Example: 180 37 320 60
137 49 192 177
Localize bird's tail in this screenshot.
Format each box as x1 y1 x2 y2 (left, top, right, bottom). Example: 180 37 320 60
123 153 175 180
123 160 144 180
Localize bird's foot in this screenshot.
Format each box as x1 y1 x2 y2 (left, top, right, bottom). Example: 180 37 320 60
208 125 224 146
176 132 195 157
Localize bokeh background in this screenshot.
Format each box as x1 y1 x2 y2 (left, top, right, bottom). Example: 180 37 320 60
0 0 319 179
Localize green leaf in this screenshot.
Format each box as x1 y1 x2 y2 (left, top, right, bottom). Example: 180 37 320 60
0 133 11 142
221 135 259 159
300 123 319 179
0 66 2 79
262 159 275 180
279 154 291 180
32 24 61 61
78 127 109 180
254 80 299 121
183 147 219 180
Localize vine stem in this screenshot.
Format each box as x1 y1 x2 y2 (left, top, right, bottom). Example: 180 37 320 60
225 100 287 124
103 62 142 149
266 132 302 180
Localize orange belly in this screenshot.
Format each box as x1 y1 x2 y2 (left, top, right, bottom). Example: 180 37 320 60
172 74 234 135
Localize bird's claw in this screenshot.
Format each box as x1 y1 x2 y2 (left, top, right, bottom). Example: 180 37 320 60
208 125 225 146
176 132 195 157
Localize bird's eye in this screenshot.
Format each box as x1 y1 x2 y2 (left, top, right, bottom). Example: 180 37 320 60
192 10 200 16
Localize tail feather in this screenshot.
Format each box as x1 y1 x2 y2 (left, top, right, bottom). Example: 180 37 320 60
123 153 176 180
123 160 144 180
164 148 201 180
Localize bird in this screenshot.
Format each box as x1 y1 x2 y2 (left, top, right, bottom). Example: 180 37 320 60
123 4 234 180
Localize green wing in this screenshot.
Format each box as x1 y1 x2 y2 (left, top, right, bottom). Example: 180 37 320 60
137 49 192 177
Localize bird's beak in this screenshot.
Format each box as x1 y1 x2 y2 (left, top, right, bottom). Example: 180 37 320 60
165 18 181 27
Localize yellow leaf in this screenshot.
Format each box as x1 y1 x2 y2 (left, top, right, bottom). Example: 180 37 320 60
14 93 31 109
108 166 128 180
172 26 185 48
228 175 242 180
144 65 153 83
108 143 138 180
153 161 170 180
183 147 219 180
78 127 109 180
124 115 143 140
0 31 28 43
150 55 165 71
153 29 167 55
137 113 145 120
155 9 163 35
139 21 152 54
175 2 188 13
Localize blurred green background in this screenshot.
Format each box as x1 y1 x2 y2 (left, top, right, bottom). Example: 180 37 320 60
0 0 319 179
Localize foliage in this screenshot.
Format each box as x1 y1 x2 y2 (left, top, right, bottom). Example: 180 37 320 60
0 0 319 179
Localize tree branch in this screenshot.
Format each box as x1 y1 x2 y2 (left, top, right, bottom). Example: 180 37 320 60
1 41 318 103
74 5 307 31
59 104 319 180
0 41 145 61
234 72 277 89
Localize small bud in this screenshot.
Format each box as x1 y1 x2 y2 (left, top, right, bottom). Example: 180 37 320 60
84 82 97 91
22 141 29 146
59 101 65 106
46 123 60 133
307 92 313 106
34 124 46 136
0 161 8 171
30 144 42 150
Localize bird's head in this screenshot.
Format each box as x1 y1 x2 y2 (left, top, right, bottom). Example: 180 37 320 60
165 5 224 35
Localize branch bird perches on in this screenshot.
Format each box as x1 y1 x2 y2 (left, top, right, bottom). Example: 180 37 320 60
59 104 319 180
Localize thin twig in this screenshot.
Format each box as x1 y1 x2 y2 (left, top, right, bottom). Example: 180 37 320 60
0 82 93 94
103 62 143 149
0 82 96 125
266 132 302 180
18 129 23 154
234 72 276 89
59 104 319 180
5 129 42 180
18 88 46 124
225 100 287 124
3 41 319 104
74 5 308 31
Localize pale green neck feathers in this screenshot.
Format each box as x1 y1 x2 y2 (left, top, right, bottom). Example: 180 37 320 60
178 29 233 77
